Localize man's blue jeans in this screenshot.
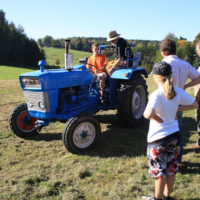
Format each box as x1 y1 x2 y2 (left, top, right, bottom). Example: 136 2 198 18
178 111 183 163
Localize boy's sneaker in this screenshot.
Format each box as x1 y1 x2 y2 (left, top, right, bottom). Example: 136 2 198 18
196 137 200 147
100 95 106 104
142 195 154 200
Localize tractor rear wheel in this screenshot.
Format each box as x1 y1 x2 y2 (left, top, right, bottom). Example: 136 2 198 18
9 103 38 137
62 113 101 153
116 75 148 127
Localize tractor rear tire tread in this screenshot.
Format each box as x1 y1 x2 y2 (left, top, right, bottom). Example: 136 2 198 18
116 75 148 127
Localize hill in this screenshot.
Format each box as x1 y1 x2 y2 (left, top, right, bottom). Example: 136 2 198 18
44 47 92 68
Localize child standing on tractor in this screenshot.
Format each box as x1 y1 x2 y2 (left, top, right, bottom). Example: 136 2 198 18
143 61 198 200
87 43 107 99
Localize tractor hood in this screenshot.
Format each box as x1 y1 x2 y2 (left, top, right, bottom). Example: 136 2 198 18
19 67 93 91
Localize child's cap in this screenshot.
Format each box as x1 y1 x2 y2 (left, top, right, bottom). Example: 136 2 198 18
153 61 172 76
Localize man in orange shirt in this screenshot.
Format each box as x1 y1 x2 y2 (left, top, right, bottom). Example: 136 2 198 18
87 43 107 98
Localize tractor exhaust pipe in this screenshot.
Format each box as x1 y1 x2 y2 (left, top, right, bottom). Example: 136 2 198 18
64 40 73 70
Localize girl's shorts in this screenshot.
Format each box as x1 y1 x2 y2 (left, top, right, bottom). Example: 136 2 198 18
147 132 180 178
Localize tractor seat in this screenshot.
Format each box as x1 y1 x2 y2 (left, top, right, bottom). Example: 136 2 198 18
132 52 141 69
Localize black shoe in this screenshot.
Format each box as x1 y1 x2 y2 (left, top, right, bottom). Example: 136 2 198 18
163 194 170 200
100 95 106 104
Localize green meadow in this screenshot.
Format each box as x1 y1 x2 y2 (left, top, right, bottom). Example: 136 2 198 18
0 50 200 199
0 48 91 79
44 47 92 68
0 66 35 80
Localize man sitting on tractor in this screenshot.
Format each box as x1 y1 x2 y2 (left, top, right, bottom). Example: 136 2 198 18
107 30 133 76
87 43 107 99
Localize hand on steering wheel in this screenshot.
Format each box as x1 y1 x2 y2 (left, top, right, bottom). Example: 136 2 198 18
87 63 99 74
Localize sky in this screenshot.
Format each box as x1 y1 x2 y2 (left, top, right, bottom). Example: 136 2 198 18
1 0 200 42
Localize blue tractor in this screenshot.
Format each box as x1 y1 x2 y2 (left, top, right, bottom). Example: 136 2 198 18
9 40 148 153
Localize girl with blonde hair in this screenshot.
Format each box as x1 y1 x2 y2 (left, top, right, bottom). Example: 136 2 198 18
143 61 198 200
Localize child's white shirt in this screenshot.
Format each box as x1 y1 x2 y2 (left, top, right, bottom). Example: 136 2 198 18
147 86 194 143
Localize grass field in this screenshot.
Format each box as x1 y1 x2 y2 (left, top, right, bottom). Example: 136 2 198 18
0 66 200 199
44 47 92 68
0 48 91 80
0 66 36 80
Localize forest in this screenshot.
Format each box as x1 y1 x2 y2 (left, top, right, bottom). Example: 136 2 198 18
0 10 45 67
38 33 200 73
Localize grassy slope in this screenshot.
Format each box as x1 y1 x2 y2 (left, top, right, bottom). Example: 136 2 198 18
0 48 91 80
0 66 36 80
0 67 200 199
44 47 92 68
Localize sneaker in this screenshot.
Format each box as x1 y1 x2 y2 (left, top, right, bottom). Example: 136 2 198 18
142 194 154 200
100 95 106 104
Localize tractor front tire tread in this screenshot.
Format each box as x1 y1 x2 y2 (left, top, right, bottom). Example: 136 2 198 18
62 113 101 153
9 103 38 138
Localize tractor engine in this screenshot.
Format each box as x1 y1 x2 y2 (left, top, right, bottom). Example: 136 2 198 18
58 85 90 113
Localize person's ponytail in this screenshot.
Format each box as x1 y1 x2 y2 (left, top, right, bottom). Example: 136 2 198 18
163 77 176 100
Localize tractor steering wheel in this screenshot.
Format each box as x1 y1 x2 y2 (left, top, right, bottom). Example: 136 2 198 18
87 63 99 74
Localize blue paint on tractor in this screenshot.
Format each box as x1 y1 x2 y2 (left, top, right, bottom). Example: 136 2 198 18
81 131 88 139
38 60 46 72
18 44 148 128
111 68 148 80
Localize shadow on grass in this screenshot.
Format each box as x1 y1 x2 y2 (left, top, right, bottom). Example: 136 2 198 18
82 115 150 158
22 115 199 159
162 198 200 200
95 113 119 124
183 148 200 154
22 113 149 158
182 116 198 146
24 133 62 141
178 161 200 174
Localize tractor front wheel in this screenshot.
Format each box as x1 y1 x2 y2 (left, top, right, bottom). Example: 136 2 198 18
62 113 101 153
9 103 38 137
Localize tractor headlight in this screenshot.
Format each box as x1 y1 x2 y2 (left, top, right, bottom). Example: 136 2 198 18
38 100 45 110
27 100 33 108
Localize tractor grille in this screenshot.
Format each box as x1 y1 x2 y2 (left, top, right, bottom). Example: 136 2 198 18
23 91 50 112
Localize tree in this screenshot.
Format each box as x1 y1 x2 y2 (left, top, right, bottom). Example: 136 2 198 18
177 40 187 49
74 37 83 50
165 32 177 41
37 38 43 47
193 33 200 45
154 50 163 64
0 9 45 67
182 42 195 65
193 56 200 69
43 35 53 47
17 25 25 35
54 59 60 67
179 36 187 40
193 33 200 68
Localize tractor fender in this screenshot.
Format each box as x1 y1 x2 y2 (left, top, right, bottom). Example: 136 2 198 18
110 68 148 80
